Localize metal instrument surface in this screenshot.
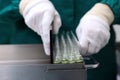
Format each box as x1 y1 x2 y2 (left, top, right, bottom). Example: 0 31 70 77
0 44 86 80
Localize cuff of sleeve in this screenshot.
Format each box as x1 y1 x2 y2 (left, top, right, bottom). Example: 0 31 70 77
100 0 120 24
19 0 48 15
19 0 34 15
84 3 114 25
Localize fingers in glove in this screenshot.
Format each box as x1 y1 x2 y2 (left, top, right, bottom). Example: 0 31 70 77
87 43 98 55
40 11 54 55
87 30 103 53
52 11 61 34
79 36 89 56
24 9 41 33
41 34 50 55
100 30 110 48
76 28 87 55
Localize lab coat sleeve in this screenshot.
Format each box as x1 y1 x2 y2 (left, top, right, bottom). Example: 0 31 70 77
0 0 21 22
101 0 120 24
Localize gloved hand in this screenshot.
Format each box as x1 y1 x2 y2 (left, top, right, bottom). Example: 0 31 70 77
76 15 110 56
19 0 61 55
76 3 114 56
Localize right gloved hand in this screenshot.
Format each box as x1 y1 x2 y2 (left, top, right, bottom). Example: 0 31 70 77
76 3 114 56
19 0 62 55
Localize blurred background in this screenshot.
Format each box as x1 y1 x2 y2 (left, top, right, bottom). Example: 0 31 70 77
113 25 120 80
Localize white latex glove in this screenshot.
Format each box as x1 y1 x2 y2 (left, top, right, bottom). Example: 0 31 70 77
19 0 61 55
76 3 114 56
76 15 110 56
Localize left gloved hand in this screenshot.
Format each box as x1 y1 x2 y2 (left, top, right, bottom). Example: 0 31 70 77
76 15 110 56
19 0 61 55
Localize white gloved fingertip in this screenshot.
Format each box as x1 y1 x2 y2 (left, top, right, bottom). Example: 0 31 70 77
41 34 50 56
44 48 50 56
53 11 61 34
